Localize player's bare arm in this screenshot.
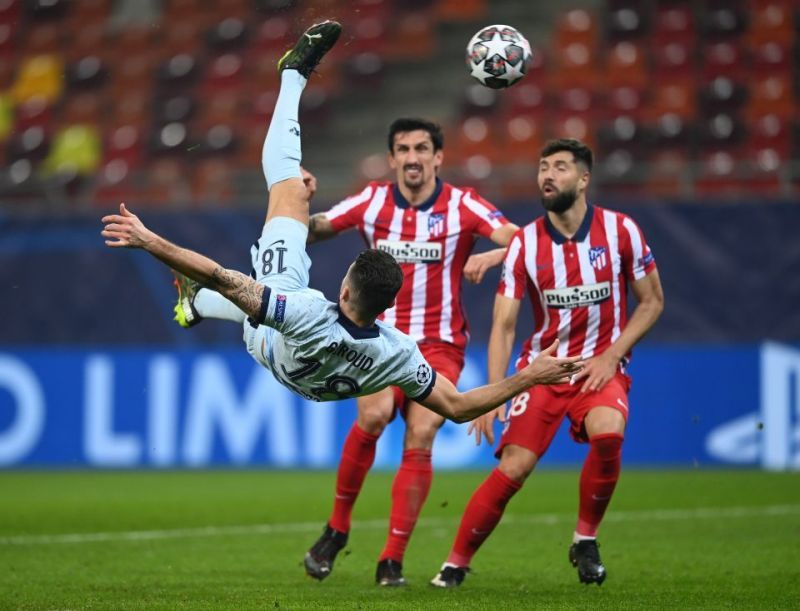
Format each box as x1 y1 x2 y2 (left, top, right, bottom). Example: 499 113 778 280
421 339 582 424
463 223 519 284
307 212 338 244
575 269 665 392
102 203 266 321
469 294 522 444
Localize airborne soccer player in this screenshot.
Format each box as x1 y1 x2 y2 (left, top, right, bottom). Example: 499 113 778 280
300 117 518 587
101 24 584 441
430 139 664 588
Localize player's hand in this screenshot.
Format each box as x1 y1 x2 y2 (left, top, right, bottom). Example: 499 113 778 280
301 166 317 201
525 339 583 385
572 350 620 393
467 405 506 446
101 203 155 249
463 248 505 284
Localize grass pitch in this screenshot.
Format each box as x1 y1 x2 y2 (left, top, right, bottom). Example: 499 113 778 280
1 469 798 609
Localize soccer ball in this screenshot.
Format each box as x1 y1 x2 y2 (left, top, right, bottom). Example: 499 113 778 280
466 24 532 89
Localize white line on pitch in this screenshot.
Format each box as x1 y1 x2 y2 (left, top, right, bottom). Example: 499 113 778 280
1 504 798 546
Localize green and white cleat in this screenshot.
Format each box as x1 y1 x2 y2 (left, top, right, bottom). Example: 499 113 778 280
277 20 342 78
172 271 202 328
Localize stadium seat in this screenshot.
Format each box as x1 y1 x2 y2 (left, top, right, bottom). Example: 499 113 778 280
0 22 15 58
694 150 742 196
551 114 595 150
698 112 746 151
203 52 245 93
652 39 695 80
198 122 237 156
104 124 144 169
698 77 747 117
206 18 248 53
435 0 487 22
140 157 192 205
596 115 651 158
66 55 107 91
460 83 500 117
555 9 598 48
92 158 139 207
746 1 795 47
747 74 795 118
192 158 236 204
6 125 50 165
14 96 52 131
747 113 792 156
26 0 68 21
652 112 695 149
0 0 21 26
451 116 503 163
751 42 793 76
701 41 748 80
60 91 104 127
20 23 61 55
504 82 548 118
154 94 196 125
384 12 435 60
252 16 293 53
149 121 191 157
647 80 696 120
738 146 786 195
702 3 747 41
344 52 385 89
605 41 647 88
41 124 102 178
605 4 647 41
10 54 64 105
652 4 695 46
645 149 690 197
344 16 387 57
607 85 646 120
502 114 543 164
156 54 201 95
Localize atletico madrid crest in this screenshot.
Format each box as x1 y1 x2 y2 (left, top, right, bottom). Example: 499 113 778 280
428 213 446 237
589 246 607 271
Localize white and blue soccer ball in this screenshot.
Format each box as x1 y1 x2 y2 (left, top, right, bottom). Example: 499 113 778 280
466 24 532 89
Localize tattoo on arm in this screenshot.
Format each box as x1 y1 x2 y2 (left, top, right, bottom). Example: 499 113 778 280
210 267 264 320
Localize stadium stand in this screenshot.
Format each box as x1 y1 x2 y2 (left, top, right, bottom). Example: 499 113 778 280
0 0 797 208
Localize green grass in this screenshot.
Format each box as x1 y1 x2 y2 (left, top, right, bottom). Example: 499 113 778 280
1 470 799 609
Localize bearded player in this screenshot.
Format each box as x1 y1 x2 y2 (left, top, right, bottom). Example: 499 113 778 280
431 138 664 588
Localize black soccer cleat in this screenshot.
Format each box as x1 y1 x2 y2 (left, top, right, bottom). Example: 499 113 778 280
569 539 607 585
430 563 468 588
304 524 348 581
277 20 342 78
375 558 406 587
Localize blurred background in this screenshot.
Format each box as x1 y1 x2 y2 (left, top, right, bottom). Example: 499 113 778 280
0 0 798 471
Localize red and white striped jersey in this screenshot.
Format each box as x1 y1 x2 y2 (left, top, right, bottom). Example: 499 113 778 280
498 204 657 369
325 179 509 349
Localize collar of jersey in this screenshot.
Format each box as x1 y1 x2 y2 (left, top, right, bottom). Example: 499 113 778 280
392 178 442 211
544 204 594 244
336 307 380 339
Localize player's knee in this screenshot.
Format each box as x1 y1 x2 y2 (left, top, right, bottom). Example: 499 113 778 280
403 421 440 449
498 446 538 483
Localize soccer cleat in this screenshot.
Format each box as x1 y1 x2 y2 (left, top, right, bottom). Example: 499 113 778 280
375 558 406 587
304 524 348 581
172 271 201 328
569 539 607 585
430 563 468 588
277 20 342 78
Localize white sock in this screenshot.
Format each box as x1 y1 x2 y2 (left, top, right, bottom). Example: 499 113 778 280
262 69 306 190
194 288 246 323
573 531 597 543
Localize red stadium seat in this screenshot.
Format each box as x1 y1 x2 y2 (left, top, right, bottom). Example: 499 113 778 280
701 41 748 80
0 22 15 58
653 4 695 46
0 0 21 26
551 114 595 151
192 158 236 204
502 114 544 164
605 41 647 89
652 39 695 80
384 12 435 60
202 53 245 93
747 1 795 47
504 82 549 118
647 79 696 120
252 17 293 53
751 42 793 76
435 0 487 22
104 124 145 169
694 150 742 196
554 9 599 48
449 116 503 164
747 74 795 118
607 85 646 120
747 113 792 156
645 149 690 197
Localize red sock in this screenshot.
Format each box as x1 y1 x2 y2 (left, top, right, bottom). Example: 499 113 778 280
379 449 433 562
577 433 624 537
328 423 379 533
446 468 521 568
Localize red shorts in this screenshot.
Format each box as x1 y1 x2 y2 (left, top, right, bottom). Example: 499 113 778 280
392 340 464 416
496 370 631 459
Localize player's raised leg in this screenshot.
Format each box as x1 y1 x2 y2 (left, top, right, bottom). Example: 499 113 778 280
264 20 341 225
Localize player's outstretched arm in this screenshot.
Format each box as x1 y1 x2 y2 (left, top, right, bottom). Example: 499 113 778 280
102 203 265 321
419 339 583 423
